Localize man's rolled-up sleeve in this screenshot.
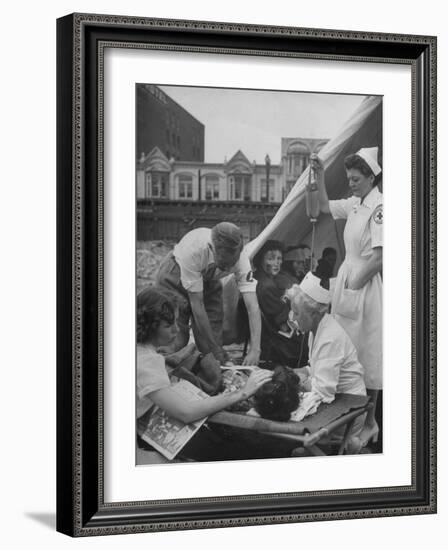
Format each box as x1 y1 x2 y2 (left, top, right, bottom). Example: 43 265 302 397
176 249 204 293
234 250 257 293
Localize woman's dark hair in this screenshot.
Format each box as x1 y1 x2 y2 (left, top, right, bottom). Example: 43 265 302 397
344 153 382 187
315 257 333 278
253 365 301 421
136 286 176 344
322 246 336 260
313 261 331 289
253 240 284 270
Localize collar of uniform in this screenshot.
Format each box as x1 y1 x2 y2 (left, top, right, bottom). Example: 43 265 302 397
361 186 381 209
207 241 215 263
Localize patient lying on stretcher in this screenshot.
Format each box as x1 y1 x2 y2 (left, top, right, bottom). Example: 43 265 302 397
223 365 302 421
222 273 367 451
253 365 301 421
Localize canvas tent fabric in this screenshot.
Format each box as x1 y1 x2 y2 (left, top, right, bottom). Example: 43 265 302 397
245 95 383 262
222 95 382 345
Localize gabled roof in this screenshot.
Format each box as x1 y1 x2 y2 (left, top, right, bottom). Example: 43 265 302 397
140 147 172 172
226 149 253 174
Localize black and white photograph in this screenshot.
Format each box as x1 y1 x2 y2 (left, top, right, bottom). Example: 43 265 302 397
1 0 442 544
135 84 383 465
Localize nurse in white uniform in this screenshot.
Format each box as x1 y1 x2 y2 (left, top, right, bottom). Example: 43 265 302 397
288 272 367 401
311 147 383 449
287 272 367 453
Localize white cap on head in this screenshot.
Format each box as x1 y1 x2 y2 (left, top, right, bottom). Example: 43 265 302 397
299 271 331 305
356 146 382 176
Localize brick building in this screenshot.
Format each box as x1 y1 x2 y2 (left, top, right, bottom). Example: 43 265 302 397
137 84 205 162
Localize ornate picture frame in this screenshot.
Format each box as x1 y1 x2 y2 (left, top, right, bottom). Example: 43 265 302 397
56 13 436 536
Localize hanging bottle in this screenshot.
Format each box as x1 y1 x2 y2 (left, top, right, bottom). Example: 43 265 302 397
306 162 320 220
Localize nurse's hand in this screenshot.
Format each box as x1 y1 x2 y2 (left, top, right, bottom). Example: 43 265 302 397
347 277 362 291
345 272 363 291
294 366 310 384
310 153 323 172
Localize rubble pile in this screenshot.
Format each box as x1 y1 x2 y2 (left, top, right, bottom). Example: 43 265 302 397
137 241 174 293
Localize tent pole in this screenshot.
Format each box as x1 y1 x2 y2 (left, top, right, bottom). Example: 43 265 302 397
309 218 317 271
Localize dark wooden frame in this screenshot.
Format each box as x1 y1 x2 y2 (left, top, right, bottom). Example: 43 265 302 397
57 13 437 537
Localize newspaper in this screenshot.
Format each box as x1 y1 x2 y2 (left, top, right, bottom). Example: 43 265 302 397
139 379 208 460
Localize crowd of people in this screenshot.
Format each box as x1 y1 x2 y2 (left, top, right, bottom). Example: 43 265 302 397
136 146 383 461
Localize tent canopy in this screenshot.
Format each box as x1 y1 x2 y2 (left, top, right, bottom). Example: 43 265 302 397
245 95 383 260
223 96 382 344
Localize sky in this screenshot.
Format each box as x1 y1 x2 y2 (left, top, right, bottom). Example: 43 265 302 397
160 85 367 165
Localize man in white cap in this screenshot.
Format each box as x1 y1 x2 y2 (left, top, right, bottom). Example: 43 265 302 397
286 272 366 405
155 222 261 366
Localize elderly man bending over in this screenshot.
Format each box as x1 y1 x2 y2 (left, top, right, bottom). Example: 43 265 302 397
155 222 261 366
287 272 366 451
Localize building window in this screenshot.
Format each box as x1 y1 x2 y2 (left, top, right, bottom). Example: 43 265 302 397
260 178 276 202
301 154 309 173
205 175 220 200
289 153 309 177
233 174 252 201
145 171 168 198
178 175 193 199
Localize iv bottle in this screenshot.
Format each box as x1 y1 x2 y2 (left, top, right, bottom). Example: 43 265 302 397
306 166 320 220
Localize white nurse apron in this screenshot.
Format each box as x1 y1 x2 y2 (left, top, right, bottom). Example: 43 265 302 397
329 187 383 390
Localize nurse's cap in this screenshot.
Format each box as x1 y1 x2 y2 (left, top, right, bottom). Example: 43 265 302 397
356 146 382 176
299 271 331 305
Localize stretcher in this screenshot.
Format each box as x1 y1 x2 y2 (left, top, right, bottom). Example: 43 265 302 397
208 393 371 456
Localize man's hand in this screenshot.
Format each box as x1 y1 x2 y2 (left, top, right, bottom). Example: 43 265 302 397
212 346 230 365
242 348 260 366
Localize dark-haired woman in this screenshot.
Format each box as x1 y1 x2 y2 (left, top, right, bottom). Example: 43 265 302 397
253 241 308 368
312 147 382 449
